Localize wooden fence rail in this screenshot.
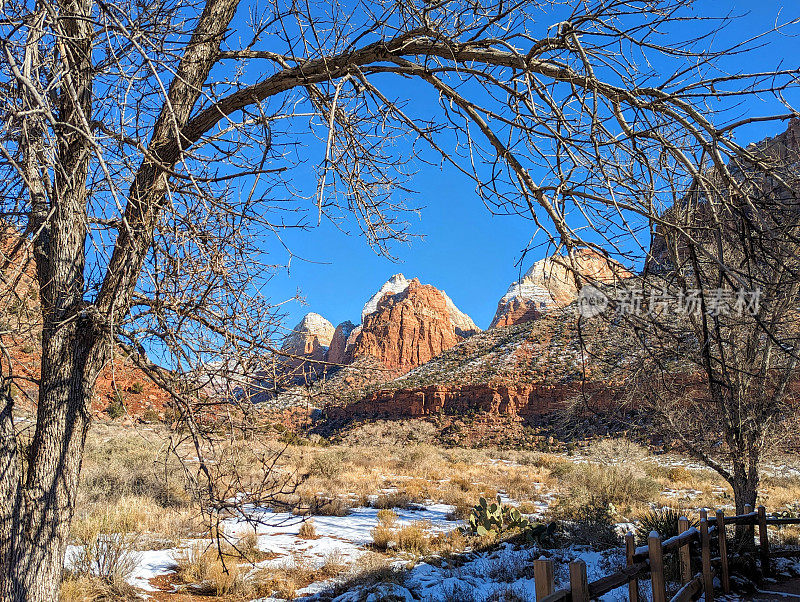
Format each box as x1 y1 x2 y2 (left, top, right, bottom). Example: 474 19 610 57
537 505 800 602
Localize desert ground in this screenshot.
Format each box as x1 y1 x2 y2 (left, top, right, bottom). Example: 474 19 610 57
58 419 800 601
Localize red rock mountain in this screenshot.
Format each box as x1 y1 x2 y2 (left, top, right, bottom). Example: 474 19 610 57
343 278 478 374
491 249 632 328
329 275 479 375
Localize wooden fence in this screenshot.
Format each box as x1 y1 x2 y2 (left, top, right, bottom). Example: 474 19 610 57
534 505 800 602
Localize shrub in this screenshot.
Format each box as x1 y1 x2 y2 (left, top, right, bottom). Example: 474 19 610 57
396 521 431 555
589 438 649 466
128 382 145 395
174 542 252 597
551 495 620 549
105 391 125 420
60 575 126 602
69 530 139 588
371 510 398 550
236 530 272 561
635 507 697 546
310 450 345 480
305 496 351 517
298 519 317 540
373 491 419 510
562 463 659 509
376 509 398 526
139 408 161 423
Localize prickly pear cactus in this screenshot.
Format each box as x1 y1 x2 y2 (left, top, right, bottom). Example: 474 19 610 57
467 495 556 544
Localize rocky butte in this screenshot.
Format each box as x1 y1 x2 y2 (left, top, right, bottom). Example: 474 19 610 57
490 249 633 328
329 274 480 375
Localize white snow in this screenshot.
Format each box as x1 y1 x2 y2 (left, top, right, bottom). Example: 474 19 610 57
361 274 410 321
128 549 178 591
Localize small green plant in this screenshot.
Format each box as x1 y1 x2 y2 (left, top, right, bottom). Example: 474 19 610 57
105 390 125 419
635 507 698 545
129 381 144 395
467 496 555 544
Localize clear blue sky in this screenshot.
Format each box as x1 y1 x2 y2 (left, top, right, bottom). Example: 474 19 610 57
261 1 800 331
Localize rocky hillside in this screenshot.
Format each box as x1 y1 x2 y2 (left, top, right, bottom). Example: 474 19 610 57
491 249 632 327
0 227 171 419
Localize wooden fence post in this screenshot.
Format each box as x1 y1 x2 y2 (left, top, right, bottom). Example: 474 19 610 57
701 517 714 602
678 516 691 585
569 560 589 602
649 531 667 602
716 509 730 594
534 558 554 601
758 506 771 577
744 503 755 552
625 533 639 602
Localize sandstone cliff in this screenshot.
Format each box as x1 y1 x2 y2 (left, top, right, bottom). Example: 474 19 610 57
337 276 479 374
491 249 633 328
327 320 357 366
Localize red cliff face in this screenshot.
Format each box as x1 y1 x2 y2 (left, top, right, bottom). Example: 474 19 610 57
0 227 172 418
345 279 473 374
326 381 615 423
327 320 357 366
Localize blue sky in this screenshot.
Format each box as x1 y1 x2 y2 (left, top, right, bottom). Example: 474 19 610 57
261 1 800 331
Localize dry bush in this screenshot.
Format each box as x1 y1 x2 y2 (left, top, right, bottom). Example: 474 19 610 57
309 449 347 480
396 521 431 555
319 550 348 579
444 498 473 521
250 557 320 600
69 518 140 592
174 542 253 597
234 530 273 562
80 427 191 508
59 575 136 602
303 496 351 517
327 551 400 596
298 519 318 540
376 509 398 525
589 438 649 466
373 491 420 510
72 495 200 546
371 510 398 550
398 445 444 476
450 475 475 493
561 462 659 511
763 475 800 510
429 528 468 556
371 523 395 551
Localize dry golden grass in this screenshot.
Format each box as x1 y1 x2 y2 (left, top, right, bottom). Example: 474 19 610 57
60 576 127 602
71 421 800 602
396 521 432 555
173 541 254 597
298 519 318 540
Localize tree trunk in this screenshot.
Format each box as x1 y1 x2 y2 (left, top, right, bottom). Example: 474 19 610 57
731 453 760 554
0 323 105 601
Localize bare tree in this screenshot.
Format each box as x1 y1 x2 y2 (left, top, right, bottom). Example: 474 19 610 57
0 0 798 598
615 125 800 515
